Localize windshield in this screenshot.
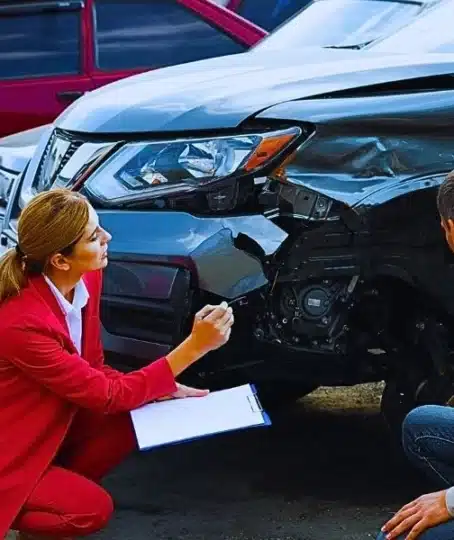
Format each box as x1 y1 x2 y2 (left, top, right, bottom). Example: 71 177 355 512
369 1 454 53
253 0 422 51
236 0 309 32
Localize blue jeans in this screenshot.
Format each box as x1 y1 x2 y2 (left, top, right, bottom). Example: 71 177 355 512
377 405 454 539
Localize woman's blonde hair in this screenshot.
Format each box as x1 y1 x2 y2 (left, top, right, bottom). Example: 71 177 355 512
0 189 90 303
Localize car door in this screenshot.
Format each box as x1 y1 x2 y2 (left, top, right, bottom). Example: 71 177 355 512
0 0 94 139
88 0 265 91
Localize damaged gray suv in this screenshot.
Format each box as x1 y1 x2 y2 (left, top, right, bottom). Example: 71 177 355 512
3 0 454 428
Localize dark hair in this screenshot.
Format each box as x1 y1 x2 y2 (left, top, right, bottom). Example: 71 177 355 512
437 170 454 221
0 189 90 303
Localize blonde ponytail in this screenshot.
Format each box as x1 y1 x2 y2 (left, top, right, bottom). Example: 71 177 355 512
0 248 27 303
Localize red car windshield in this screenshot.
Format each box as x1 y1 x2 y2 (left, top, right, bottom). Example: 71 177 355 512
235 0 309 31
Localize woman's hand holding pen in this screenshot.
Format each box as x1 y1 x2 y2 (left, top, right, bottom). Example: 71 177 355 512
165 301 234 376
157 302 234 399
190 301 234 355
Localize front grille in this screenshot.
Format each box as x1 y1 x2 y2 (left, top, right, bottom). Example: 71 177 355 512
34 132 54 187
32 129 116 194
34 129 84 192
56 142 80 173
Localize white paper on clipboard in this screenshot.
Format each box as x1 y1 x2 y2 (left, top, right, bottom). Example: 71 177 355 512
130 383 271 451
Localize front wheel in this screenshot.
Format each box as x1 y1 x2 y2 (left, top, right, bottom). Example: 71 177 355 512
255 382 318 410
379 305 454 443
381 369 454 443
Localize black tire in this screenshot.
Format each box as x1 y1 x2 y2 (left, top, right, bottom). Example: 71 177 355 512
255 382 318 410
381 373 454 445
380 378 417 444
380 305 454 444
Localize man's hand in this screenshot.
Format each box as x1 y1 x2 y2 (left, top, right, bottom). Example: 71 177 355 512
381 490 451 539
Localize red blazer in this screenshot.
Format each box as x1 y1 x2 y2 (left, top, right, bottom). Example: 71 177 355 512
0 270 177 536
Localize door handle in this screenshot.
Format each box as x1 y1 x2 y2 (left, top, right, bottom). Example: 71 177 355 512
56 90 85 103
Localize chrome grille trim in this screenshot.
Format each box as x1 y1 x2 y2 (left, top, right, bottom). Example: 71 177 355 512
32 129 116 196
34 130 84 192
34 131 55 187
53 142 118 190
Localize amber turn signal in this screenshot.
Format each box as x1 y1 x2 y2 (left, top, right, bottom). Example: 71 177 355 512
243 128 300 172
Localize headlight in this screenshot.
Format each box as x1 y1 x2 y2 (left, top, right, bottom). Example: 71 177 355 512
81 127 301 206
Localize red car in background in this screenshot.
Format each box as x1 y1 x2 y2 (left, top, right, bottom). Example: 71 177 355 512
0 0 266 138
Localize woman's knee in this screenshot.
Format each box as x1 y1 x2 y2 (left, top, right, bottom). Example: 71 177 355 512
51 468 115 534
50 486 114 535
73 486 114 534
16 474 114 536
91 489 114 530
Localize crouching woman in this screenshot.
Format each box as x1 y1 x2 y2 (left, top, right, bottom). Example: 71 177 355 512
0 189 234 539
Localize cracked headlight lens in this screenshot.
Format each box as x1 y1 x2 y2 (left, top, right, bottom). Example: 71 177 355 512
82 127 301 205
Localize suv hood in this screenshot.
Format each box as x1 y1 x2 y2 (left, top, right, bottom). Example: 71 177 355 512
57 48 454 135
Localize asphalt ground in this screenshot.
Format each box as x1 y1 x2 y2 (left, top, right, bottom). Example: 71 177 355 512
88 383 429 540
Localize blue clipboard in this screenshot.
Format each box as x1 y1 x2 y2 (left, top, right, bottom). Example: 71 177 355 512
132 383 272 452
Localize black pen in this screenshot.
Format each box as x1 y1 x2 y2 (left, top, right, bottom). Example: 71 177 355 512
227 296 248 307
199 298 246 321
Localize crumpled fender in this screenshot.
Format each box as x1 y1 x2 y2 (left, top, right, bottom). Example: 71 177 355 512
98 210 288 299
257 92 454 210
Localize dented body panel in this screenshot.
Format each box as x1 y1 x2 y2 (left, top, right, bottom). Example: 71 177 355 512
97 210 287 299
258 90 454 209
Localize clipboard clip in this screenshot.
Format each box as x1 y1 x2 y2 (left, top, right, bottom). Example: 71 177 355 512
247 393 263 413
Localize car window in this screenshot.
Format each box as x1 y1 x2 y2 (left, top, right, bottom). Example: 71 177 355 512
253 0 422 51
93 0 247 71
237 0 309 31
0 2 81 80
369 0 454 53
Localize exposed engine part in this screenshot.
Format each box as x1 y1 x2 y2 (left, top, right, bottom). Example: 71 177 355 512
260 182 336 221
254 275 360 354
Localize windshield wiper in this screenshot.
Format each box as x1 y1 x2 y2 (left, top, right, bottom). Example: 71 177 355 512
324 41 373 50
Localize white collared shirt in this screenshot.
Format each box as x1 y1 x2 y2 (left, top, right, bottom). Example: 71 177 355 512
44 275 90 355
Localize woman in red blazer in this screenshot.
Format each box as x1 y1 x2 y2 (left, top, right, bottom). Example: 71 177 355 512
0 189 234 539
